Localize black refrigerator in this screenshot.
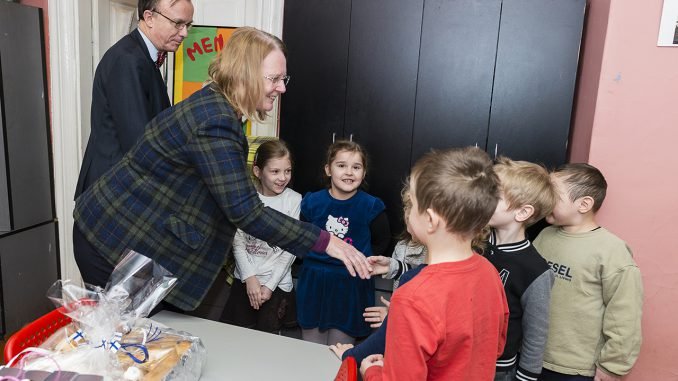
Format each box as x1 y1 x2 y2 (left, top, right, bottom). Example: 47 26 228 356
0 1 60 336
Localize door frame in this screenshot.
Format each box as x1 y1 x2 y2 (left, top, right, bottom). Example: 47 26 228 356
48 0 87 285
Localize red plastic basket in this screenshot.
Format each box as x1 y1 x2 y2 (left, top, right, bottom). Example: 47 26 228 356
3 299 96 364
3 307 72 363
334 356 358 381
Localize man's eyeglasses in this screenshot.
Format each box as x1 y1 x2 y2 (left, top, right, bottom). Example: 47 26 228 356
264 75 291 86
152 10 193 31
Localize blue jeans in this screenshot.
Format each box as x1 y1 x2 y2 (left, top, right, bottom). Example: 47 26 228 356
540 369 594 381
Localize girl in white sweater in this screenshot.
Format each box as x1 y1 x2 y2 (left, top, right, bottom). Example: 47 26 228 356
220 140 300 332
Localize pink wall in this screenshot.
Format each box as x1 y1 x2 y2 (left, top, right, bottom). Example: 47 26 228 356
570 0 678 379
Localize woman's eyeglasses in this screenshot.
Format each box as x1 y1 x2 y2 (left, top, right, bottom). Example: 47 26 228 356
264 75 291 86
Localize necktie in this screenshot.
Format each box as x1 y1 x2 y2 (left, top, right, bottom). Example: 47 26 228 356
156 51 167 68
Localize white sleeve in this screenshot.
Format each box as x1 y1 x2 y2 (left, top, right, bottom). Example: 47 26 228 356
288 189 302 219
232 229 257 281
263 189 301 290
382 241 408 279
263 251 296 291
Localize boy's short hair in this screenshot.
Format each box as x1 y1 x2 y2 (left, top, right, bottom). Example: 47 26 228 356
398 183 414 241
554 163 607 212
410 147 500 240
494 157 558 226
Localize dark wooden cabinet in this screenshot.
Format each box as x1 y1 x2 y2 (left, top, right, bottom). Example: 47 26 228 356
281 0 586 237
280 0 351 194
0 2 58 336
487 0 585 167
0 222 59 335
342 0 424 233
413 0 502 160
0 1 54 232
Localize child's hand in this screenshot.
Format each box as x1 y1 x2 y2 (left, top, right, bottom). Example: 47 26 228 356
259 285 273 305
245 276 262 310
594 368 621 381
363 296 390 327
360 354 384 376
367 256 391 276
328 342 354 359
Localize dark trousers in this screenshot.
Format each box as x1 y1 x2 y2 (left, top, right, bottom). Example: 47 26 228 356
540 369 594 381
72 224 114 288
221 279 296 332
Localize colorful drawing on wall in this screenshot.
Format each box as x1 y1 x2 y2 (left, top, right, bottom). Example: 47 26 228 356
658 0 678 46
173 25 236 103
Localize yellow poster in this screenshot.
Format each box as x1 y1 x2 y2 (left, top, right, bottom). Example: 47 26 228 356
173 26 236 103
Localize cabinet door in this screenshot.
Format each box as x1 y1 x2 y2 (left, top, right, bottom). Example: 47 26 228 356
280 0 352 194
412 0 502 161
345 0 424 235
0 222 59 335
488 0 586 168
0 63 9 232
0 3 54 231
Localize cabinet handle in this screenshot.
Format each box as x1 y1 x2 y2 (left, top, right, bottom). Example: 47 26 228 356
332 132 336 143
494 143 499 159
349 133 353 142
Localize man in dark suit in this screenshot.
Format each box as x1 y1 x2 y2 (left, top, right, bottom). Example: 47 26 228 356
74 0 194 198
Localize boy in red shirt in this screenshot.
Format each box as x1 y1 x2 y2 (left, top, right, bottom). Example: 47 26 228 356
362 147 509 381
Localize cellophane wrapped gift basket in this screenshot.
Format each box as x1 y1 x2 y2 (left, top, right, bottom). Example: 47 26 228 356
12 251 206 381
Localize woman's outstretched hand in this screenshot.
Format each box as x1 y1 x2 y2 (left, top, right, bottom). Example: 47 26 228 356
325 234 372 279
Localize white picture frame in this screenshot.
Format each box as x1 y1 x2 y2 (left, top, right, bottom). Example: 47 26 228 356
658 0 678 46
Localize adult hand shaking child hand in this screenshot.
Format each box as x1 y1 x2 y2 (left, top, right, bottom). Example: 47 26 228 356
367 255 391 276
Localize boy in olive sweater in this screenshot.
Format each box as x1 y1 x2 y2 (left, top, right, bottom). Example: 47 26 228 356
534 163 643 381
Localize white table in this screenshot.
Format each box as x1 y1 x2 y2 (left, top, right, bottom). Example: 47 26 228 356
153 311 341 381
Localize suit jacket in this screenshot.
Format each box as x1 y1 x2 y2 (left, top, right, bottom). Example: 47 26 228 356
74 84 322 311
75 28 171 198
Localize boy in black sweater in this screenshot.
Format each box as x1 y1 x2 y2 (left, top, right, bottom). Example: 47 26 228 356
486 157 558 381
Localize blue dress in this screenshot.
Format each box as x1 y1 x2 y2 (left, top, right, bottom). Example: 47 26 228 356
296 189 385 337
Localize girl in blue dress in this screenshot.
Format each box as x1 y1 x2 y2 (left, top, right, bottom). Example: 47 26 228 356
297 140 390 345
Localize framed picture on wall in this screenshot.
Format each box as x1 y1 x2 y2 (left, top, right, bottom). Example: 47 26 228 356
657 0 678 46
173 25 237 103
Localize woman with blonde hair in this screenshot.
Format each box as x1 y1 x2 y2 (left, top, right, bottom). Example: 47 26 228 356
73 27 371 315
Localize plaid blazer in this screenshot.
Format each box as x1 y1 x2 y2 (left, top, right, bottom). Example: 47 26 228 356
74 84 321 310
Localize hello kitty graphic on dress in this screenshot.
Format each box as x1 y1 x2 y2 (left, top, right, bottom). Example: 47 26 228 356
326 215 349 239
